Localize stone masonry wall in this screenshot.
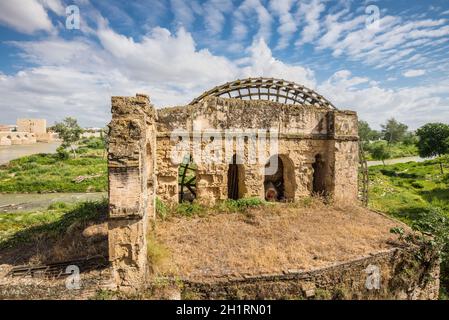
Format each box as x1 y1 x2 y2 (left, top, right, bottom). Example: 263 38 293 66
155 97 359 206
108 94 156 291
179 247 440 300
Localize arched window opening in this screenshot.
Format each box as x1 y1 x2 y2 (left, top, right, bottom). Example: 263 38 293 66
178 155 197 203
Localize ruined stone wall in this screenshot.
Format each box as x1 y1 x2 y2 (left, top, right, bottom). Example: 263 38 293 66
107 94 156 291
179 247 440 300
155 97 359 206
329 111 359 201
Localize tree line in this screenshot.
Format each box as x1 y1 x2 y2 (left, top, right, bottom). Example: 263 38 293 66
359 118 449 173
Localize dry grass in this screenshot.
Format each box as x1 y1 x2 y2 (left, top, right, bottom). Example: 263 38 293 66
154 201 408 280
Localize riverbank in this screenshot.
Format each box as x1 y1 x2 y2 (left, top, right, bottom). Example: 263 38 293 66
0 192 107 213
0 142 61 165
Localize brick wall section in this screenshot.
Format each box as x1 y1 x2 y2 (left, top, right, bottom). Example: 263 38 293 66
108 94 156 291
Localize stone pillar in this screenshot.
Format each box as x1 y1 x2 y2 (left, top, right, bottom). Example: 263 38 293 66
328 110 359 202
108 94 156 291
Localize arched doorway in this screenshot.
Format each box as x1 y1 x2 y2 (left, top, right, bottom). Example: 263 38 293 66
227 154 245 200
312 154 326 195
264 154 296 202
178 155 197 203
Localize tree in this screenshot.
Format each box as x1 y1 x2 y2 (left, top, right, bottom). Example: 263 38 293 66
416 123 449 174
52 117 83 158
358 120 381 142
402 131 418 146
370 141 391 165
381 118 408 144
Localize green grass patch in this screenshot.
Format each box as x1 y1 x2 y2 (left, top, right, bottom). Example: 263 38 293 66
368 156 449 298
157 197 267 218
0 199 108 249
0 150 107 193
364 142 418 160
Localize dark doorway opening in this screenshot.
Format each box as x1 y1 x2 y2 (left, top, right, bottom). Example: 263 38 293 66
264 155 285 202
312 154 326 195
228 154 241 200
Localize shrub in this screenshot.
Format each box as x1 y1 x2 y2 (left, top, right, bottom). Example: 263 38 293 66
156 198 169 220
147 233 169 273
411 181 424 189
56 146 70 160
176 202 205 217
220 197 266 212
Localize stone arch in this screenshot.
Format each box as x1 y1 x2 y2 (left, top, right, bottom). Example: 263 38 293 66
227 154 246 200
264 154 296 201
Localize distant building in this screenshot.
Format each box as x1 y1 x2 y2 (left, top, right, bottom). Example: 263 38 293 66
17 119 47 134
82 127 103 138
0 119 56 145
0 124 16 132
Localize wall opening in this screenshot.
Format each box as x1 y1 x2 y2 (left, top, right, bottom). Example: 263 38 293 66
228 154 245 200
179 155 197 203
312 154 326 195
264 154 296 202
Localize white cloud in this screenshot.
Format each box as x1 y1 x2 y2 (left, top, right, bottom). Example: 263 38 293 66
403 69 426 77
39 0 65 16
203 0 233 35
169 0 202 28
318 70 449 129
239 38 316 88
269 0 297 49
296 0 325 45
0 0 57 34
232 0 273 42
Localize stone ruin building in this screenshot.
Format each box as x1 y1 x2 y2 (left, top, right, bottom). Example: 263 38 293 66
107 78 361 290
0 119 55 146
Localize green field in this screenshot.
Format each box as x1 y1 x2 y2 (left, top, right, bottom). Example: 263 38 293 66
0 147 107 193
0 200 107 249
363 142 418 161
369 158 449 220
368 157 449 298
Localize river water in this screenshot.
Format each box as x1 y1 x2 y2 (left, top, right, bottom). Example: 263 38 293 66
0 192 107 213
0 142 61 165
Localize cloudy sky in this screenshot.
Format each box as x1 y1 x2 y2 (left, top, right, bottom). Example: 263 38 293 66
0 0 448 129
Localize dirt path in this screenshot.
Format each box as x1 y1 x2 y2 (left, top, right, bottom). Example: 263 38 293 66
0 142 61 165
0 192 107 213
367 156 428 167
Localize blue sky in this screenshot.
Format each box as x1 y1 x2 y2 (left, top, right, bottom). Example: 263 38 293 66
0 0 448 129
